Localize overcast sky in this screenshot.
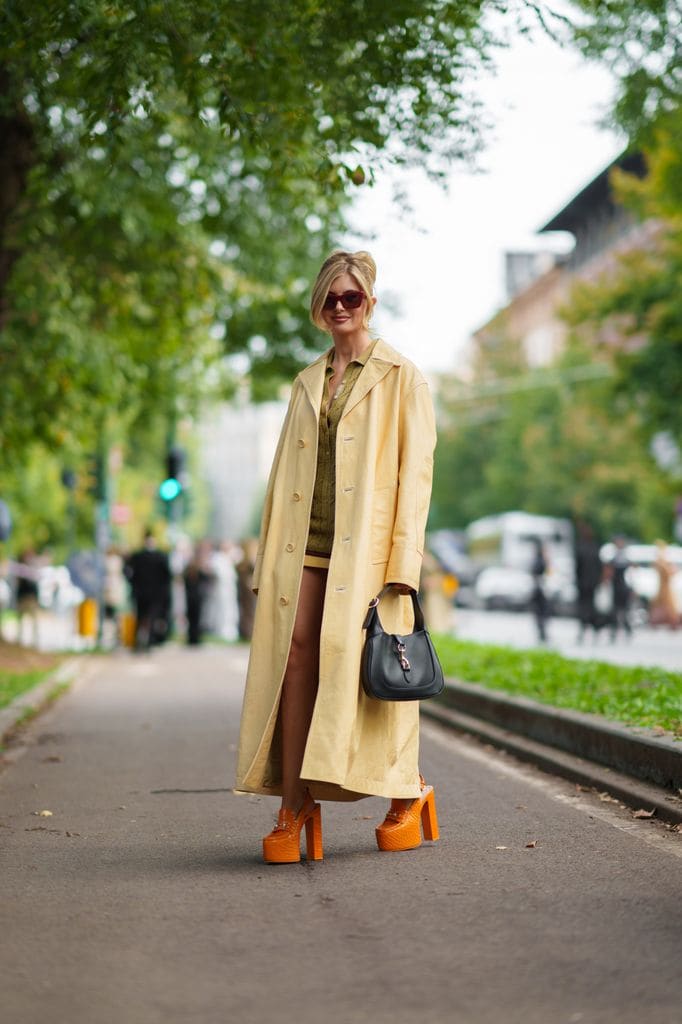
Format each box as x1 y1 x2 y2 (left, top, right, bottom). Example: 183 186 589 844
344 27 623 375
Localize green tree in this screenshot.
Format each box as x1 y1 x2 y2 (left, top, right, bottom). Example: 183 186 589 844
433 336 674 540
564 111 682 444
0 0 502 450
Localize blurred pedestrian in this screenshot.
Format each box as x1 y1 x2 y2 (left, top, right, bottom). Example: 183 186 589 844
103 546 127 647
125 529 171 651
204 540 239 641
183 542 214 645
530 537 550 643
235 249 439 863
574 521 604 642
235 538 258 641
650 540 680 629
15 550 40 647
421 550 454 633
607 536 632 641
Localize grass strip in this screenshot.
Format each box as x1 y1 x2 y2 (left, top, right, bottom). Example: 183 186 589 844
432 635 682 736
0 667 59 711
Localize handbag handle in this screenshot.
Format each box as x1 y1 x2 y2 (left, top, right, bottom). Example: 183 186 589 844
363 586 425 634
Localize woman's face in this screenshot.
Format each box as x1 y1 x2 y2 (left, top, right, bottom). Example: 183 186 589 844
321 272 372 335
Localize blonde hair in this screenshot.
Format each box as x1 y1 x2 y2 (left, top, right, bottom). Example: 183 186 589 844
310 250 377 332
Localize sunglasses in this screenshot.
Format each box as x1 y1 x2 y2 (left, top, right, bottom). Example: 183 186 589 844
322 290 365 311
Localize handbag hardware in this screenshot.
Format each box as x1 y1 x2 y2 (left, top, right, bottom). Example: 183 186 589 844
361 586 445 702
393 638 409 671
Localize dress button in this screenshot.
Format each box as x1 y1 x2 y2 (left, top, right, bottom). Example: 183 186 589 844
279 596 290 606
292 491 302 501
285 543 295 552
297 438 306 448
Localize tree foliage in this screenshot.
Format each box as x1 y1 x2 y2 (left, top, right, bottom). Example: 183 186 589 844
432 348 674 540
563 110 682 443
0 0 502 457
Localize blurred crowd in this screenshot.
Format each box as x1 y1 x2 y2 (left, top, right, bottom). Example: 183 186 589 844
1 523 680 653
0 532 260 651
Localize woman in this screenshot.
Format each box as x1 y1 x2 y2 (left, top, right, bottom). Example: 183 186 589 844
235 250 438 863
650 541 680 629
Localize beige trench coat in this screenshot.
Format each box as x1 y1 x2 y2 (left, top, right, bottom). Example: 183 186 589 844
235 339 437 801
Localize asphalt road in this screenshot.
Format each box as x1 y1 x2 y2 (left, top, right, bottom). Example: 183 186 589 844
1 644 681 1024
453 608 682 672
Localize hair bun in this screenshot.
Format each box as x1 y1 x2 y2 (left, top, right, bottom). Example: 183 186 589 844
352 250 377 286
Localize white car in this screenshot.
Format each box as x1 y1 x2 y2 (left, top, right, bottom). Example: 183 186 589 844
474 565 577 613
474 566 535 610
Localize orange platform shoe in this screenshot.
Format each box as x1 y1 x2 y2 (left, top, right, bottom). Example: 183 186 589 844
375 778 440 852
262 792 323 864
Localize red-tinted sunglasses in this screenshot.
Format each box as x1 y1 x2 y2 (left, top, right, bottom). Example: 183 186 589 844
323 290 365 311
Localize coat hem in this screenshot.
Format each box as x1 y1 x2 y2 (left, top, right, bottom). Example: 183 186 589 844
234 772 422 802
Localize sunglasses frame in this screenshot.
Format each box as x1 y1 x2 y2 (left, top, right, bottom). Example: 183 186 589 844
322 290 366 311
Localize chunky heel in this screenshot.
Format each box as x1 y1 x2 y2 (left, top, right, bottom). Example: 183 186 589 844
263 792 324 864
375 779 440 852
421 789 439 842
305 804 323 861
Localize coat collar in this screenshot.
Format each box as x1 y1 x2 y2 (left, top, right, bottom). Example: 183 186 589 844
297 338 401 418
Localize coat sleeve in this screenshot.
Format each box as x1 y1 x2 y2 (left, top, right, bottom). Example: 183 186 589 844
385 380 437 591
251 388 297 593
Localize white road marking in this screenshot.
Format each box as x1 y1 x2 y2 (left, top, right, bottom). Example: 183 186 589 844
421 718 682 861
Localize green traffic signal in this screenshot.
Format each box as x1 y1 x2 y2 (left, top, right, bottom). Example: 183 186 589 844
159 477 182 502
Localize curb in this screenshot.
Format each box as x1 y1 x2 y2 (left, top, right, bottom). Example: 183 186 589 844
0 656 91 744
422 679 682 826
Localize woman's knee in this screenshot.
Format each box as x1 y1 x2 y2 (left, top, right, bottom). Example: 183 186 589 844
286 627 318 674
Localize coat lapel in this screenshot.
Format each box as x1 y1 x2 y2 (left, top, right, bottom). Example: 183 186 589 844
340 338 401 421
297 351 328 417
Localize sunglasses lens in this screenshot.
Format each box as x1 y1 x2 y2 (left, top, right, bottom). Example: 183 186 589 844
323 291 364 311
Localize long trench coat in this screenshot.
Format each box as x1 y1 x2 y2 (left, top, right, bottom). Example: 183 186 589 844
235 338 437 801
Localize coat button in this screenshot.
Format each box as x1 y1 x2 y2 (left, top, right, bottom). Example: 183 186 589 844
285 543 295 552
279 596 290 606
297 438 306 448
292 491 302 501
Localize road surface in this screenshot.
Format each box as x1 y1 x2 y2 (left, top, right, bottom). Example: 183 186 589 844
453 608 682 672
1 644 680 1023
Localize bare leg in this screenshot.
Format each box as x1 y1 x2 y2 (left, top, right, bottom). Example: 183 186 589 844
280 567 327 812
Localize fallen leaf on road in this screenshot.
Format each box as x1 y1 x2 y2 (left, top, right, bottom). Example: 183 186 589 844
33 810 53 817
42 755 62 763
525 840 538 848
65 831 81 837
671 823 682 833
515 804 527 811
597 792 619 803
651 727 666 736
632 808 655 819
495 845 508 851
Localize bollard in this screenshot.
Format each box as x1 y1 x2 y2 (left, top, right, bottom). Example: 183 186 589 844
77 597 98 638
120 611 136 648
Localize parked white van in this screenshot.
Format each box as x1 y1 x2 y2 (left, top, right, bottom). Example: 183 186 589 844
467 511 576 611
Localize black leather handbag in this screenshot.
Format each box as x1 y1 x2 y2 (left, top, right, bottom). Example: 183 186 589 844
361 588 445 701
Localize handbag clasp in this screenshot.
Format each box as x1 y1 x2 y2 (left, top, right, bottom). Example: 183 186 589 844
396 640 411 671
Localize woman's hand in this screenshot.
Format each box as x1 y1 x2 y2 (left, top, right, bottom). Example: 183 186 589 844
388 582 414 596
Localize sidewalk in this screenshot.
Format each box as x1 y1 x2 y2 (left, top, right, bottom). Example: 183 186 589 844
1 643 681 1024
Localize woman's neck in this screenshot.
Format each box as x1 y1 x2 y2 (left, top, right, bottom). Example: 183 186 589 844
331 329 373 363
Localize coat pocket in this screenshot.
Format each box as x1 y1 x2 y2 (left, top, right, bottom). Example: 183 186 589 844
371 486 396 564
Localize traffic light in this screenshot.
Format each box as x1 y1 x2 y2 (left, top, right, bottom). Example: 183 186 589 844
159 446 185 503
